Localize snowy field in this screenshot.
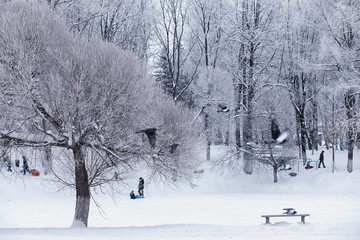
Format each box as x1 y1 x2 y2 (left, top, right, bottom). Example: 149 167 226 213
1 148 360 240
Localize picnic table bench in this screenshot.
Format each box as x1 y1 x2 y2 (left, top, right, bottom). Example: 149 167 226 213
261 214 310 224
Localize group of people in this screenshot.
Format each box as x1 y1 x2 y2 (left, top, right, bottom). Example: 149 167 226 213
305 150 326 169
3 155 31 175
130 177 145 199
22 156 31 174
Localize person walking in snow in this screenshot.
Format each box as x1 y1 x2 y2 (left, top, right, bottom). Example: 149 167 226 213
318 150 326 168
22 156 30 175
4 156 12 172
7 161 12 172
138 177 144 196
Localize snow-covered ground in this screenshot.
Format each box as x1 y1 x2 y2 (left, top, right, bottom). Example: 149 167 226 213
1 148 360 240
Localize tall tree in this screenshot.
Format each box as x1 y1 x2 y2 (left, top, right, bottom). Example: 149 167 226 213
45 0 153 61
188 0 226 160
225 0 276 174
153 0 199 105
320 0 360 172
0 1 201 227
279 0 322 162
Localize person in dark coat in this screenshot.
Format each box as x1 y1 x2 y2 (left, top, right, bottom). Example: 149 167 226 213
7 161 12 172
130 190 136 199
22 156 30 175
318 150 326 168
138 177 144 196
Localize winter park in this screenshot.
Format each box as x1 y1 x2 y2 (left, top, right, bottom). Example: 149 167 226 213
1 0 360 239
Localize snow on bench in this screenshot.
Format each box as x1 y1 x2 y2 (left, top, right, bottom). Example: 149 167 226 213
261 214 310 224
261 208 310 224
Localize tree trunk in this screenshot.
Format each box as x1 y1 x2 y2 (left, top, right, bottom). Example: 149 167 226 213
225 115 230 146
241 1 251 174
233 50 244 161
243 103 254 174
311 85 319 152
299 111 308 164
331 95 335 173
295 110 307 164
321 115 330 150
345 91 356 173
273 164 278 183
71 144 90 227
234 103 241 160
269 146 278 183
205 111 211 161
241 1 259 175
296 120 302 158
43 146 52 175
292 75 308 164
347 141 354 173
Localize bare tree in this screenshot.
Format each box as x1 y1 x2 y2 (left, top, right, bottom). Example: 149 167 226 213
0 1 201 227
277 0 323 163
153 0 200 104
318 0 360 172
43 0 153 61
188 0 226 161
224 0 277 174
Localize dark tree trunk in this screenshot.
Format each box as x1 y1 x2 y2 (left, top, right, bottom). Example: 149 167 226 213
234 114 241 160
310 85 319 152
292 75 308 164
299 111 308 164
234 44 245 161
234 84 242 160
268 145 278 183
345 91 357 173
347 141 354 173
295 109 307 164
240 41 252 175
243 101 254 174
242 46 255 175
273 164 278 183
321 115 331 150
331 95 336 173
72 143 90 227
225 113 230 146
241 0 260 175
205 111 211 161
295 118 302 158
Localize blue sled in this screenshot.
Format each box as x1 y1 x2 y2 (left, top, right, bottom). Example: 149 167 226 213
19 169 29 174
135 195 144 199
